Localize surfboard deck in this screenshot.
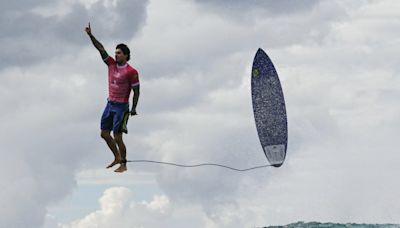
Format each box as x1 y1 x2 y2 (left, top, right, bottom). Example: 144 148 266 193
251 48 288 167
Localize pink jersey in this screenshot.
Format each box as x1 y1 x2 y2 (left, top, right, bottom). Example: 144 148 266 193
104 56 139 103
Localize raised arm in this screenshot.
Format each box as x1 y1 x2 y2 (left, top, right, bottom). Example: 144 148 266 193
85 22 108 59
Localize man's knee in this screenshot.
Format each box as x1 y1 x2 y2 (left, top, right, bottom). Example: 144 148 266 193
101 130 112 140
113 133 123 144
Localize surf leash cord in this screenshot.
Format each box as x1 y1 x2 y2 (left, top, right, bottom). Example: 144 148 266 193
125 159 274 172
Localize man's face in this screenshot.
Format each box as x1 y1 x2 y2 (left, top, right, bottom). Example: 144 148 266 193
115 48 127 63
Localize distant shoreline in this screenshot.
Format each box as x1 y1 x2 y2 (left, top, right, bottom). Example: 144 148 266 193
264 221 400 228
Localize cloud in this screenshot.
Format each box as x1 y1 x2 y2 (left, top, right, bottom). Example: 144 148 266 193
194 0 320 16
0 60 95 227
0 0 149 68
58 186 269 228
60 187 175 228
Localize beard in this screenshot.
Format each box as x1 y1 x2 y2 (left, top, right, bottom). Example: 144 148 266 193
115 56 127 65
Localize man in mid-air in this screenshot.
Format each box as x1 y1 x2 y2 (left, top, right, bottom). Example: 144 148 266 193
85 22 140 173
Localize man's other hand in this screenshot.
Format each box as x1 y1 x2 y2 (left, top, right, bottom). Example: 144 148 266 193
85 22 92 35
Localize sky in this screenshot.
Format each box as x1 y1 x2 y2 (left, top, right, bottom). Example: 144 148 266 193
1 0 400 227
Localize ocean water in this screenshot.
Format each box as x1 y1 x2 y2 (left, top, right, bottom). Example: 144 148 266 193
265 222 400 228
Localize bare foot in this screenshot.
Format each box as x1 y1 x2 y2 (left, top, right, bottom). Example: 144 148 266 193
114 164 127 173
106 159 120 168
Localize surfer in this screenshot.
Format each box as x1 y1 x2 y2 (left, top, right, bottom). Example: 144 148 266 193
85 22 140 173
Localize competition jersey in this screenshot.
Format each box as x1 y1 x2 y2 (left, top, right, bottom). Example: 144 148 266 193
104 56 139 103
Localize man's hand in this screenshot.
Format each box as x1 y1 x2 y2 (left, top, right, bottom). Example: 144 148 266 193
130 109 137 116
85 22 92 35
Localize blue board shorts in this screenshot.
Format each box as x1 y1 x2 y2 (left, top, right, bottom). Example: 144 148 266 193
101 100 130 134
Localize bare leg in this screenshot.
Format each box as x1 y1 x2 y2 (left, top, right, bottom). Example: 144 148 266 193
101 130 121 168
113 132 127 173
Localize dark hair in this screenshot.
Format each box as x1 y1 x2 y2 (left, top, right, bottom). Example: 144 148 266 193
116 43 130 61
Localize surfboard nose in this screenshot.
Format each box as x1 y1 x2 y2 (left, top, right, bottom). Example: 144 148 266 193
256 48 266 56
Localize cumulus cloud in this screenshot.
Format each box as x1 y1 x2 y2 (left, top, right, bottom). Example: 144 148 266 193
58 187 269 228
60 187 174 228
